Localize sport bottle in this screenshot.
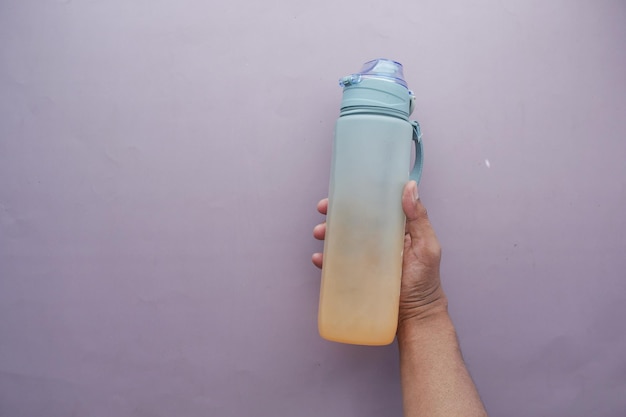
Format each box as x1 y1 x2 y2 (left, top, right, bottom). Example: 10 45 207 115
318 59 424 345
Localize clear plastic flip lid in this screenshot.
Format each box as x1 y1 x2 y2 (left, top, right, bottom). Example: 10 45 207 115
340 59 408 88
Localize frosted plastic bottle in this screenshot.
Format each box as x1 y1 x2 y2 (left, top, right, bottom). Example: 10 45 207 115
318 59 424 345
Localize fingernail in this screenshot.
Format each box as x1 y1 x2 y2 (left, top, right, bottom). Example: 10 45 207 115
413 182 419 201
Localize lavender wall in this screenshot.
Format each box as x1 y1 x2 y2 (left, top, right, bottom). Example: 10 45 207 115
1 1 625 416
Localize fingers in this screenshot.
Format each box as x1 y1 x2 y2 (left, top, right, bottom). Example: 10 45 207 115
313 198 328 269
313 222 326 240
317 198 328 215
402 181 436 242
312 253 323 269
402 181 425 226
402 181 441 264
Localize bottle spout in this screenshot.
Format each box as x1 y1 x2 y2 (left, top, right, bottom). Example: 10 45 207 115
339 59 414 117
357 59 408 88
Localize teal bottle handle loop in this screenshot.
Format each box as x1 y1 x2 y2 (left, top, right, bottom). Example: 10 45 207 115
410 121 424 184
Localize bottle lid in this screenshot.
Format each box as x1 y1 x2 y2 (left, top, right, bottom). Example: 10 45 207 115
339 59 415 117
340 59 408 88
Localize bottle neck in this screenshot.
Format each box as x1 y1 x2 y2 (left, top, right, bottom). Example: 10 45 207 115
339 78 412 121
339 106 409 121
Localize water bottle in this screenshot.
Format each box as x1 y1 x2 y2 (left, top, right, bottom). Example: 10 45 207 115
318 59 423 346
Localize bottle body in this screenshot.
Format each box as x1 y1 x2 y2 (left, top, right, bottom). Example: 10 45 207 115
318 114 412 345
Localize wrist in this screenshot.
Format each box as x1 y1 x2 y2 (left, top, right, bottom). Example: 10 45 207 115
397 295 451 341
398 285 449 323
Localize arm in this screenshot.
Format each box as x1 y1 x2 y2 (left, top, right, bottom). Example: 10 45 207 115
398 309 487 417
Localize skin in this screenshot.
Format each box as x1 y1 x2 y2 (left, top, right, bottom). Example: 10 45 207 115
313 180 488 417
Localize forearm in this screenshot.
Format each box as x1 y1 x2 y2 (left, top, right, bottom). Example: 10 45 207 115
397 301 488 417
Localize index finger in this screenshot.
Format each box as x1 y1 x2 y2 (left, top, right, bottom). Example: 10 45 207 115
317 198 328 215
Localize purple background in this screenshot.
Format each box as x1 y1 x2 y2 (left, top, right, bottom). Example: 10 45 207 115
1 1 625 416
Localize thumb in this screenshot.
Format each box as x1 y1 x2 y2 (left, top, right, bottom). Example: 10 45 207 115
401 181 435 242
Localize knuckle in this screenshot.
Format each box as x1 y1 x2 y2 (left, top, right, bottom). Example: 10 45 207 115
419 239 442 264
416 204 429 220
430 242 442 260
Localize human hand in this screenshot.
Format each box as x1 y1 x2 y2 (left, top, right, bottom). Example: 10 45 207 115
397 180 446 324
312 181 447 326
